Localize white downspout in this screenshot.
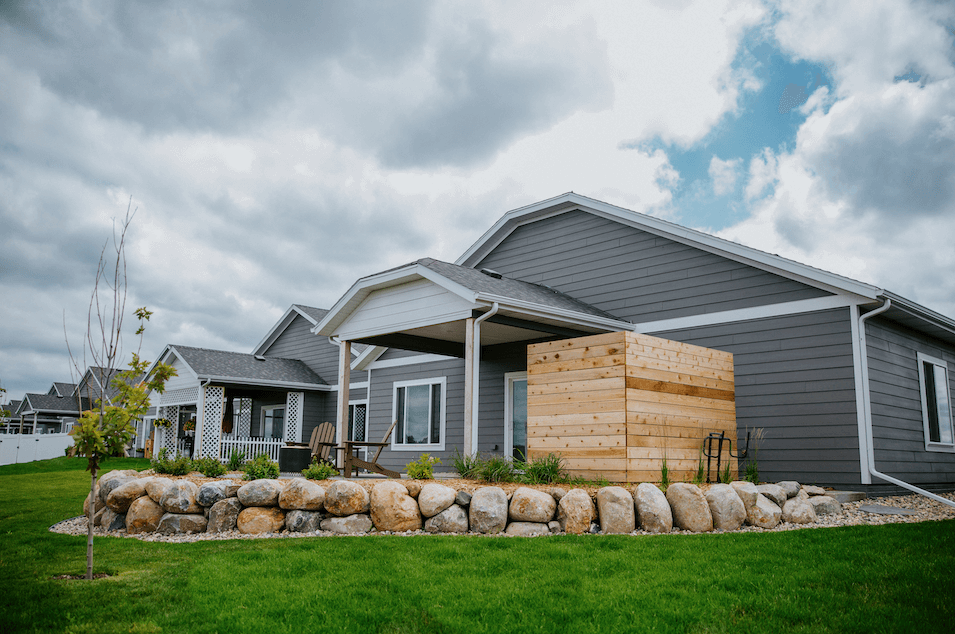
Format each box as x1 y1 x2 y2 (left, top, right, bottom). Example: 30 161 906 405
858 299 955 508
471 303 500 455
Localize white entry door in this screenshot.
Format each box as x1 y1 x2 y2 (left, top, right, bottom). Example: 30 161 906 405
505 372 528 461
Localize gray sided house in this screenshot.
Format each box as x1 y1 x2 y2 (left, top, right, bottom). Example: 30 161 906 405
313 193 955 494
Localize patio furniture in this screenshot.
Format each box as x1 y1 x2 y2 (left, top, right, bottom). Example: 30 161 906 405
278 445 312 473
341 419 401 478
308 422 339 465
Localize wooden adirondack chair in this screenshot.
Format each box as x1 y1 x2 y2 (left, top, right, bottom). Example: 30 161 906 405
308 422 338 466
341 419 401 479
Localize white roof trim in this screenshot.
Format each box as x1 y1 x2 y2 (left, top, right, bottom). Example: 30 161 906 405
253 305 323 356
196 376 331 391
456 193 882 302
353 345 386 371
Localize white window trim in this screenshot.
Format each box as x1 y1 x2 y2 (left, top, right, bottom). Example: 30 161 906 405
916 352 955 453
260 404 286 440
504 371 528 461
391 377 447 451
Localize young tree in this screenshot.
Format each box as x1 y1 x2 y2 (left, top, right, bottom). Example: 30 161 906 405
66 200 176 580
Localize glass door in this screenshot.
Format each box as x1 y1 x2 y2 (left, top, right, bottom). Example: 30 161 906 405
505 372 528 461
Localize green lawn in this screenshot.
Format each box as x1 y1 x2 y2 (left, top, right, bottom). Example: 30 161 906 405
1 458 953 634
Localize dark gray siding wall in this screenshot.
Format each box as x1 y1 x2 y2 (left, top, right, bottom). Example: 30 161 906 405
262 313 367 383
248 393 287 437
302 392 326 444
477 346 528 454
652 308 861 487
321 387 369 433
865 317 955 489
476 210 831 323
377 348 425 361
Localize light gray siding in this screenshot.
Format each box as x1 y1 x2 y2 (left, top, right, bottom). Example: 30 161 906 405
865 317 955 489
477 346 528 454
261 313 367 384
652 308 861 487
476 210 832 323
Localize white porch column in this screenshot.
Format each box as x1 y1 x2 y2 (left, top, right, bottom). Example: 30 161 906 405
285 392 304 443
464 318 475 456
196 385 224 459
336 340 351 444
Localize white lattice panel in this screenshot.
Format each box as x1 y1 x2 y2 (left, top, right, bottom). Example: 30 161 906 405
159 405 179 455
159 387 201 406
197 386 224 459
236 398 252 436
286 392 304 443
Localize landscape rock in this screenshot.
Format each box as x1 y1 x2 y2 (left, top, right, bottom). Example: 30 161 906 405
370 481 422 532
596 486 636 534
809 496 842 516
666 483 713 533
106 478 149 513
84 486 105 516
93 506 106 527
424 504 469 534
237 479 282 507
101 508 126 532
286 510 324 532
802 485 826 496
755 484 787 507
321 513 373 534
157 512 208 534
509 487 557 523
237 507 286 534
99 474 135 504
279 479 326 511
324 480 370 516
454 490 472 507
469 487 508 534
634 483 672 534
747 494 782 528
782 497 817 524
126 496 164 534
160 480 203 514
418 483 457 518
145 477 174 504
548 520 562 534
546 487 568 502
730 481 759 509
704 484 746 531
197 480 238 507
404 481 422 498
557 489 595 535
778 481 801 499
207 498 243 533
505 522 550 537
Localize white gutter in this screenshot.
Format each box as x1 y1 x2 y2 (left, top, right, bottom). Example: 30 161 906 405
470 303 499 455
858 299 955 508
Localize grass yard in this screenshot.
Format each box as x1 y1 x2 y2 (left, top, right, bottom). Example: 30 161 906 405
1 459 953 634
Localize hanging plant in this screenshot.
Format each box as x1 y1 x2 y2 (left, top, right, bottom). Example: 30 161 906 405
183 419 196 432
153 418 172 429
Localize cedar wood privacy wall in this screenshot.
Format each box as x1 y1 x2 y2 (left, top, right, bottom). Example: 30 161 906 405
527 331 738 483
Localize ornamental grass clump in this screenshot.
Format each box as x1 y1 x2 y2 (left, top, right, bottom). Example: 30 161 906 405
242 453 279 481
521 452 566 484
226 448 246 471
451 449 482 479
479 455 518 482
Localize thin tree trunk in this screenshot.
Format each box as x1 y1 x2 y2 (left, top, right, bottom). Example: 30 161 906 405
87 464 96 581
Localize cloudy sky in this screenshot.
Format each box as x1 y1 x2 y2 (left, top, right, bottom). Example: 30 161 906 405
2 0 954 401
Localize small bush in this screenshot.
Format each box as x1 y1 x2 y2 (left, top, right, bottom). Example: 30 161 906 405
521 452 566 484
451 449 482 479
406 453 441 479
660 455 671 491
151 447 193 475
479 455 518 483
302 458 338 480
242 453 279 481
193 456 226 478
226 448 246 472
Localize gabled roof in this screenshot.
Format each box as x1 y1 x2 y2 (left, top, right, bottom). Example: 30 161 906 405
20 393 86 415
75 367 123 403
162 344 328 390
50 382 77 398
252 304 366 357
2 400 21 417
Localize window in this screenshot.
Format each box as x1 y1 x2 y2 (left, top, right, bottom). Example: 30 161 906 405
392 378 446 450
917 353 954 452
261 406 285 440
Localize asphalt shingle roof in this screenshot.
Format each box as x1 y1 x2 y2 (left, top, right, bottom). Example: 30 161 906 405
172 345 328 386
52 382 77 397
294 305 329 323
22 393 85 414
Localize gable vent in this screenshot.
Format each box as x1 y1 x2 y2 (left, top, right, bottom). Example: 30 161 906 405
480 268 503 279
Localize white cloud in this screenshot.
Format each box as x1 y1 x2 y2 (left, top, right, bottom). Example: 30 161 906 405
709 155 742 196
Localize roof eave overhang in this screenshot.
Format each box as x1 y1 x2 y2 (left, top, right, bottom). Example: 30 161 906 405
195 375 331 392
879 291 955 345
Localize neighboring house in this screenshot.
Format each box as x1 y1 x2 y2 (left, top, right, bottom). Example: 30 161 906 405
0 399 22 432
308 193 955 494
14 389 87 434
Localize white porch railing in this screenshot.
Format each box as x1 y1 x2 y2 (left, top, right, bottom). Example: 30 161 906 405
219 436 284 463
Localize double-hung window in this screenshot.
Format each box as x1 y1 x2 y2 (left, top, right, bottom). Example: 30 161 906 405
392 378 445 450
917 352 954 452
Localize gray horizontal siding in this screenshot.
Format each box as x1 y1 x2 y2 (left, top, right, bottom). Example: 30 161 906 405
865 317 955 486
652 307 861 487
262 313 367 384
476 210 832 323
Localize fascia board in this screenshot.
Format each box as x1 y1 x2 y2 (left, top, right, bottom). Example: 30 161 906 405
195 376 331 392
881 291 955 339
474 293 633 332
165 347 200 382
353 345 387 371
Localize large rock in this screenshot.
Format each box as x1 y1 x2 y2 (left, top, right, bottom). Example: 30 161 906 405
157 513 208 534
145 477 175 504
237 480 282 507
418 483 457 518
279 479 326 511
756 484 787 507
504 522 550 537
469 487 508 534
84 486 105 516
101 508 126 532
207 498 244 533
324 481 370 516
802 485 827 496
454 490 472 507
557 489 595 535
730 481 759 509
809 496 842 516
106 478 149 513
197 480 240 507
93 507 106 527
665 483 713 533
126 496 164 534
286 510 324 533
160 481 203 514
634 483 672 534
778 481 801 499
704 484 746 531
424 504 469 534
404 481 422 498
782 497 817 524
370 481 422 532
321 514 373 534
596 486 635 534
546 487 568 502
237 507 286 534
747 494 782 528
99 473 135 504
509 487 557 523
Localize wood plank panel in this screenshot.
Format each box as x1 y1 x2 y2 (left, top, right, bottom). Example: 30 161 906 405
528 357 626 378
531 435 626 449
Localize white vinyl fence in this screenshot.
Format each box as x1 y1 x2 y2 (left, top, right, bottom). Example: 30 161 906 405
0 432 75 466
219 436 283 463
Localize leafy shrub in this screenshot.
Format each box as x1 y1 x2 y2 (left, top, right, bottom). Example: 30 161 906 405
520 452 566 484
151 447 192 476
193 456 226 478
226 448 246 472
242 453 279 481
302 458 338 480
479 455 518 483
406 453 441 479
451 449 482 479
